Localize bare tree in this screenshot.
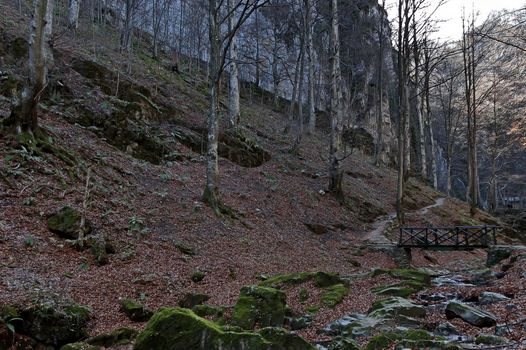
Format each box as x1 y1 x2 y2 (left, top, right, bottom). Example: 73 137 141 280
328 0 343 199
7 0 54 136
227 0 241 126
204 0 268 214
67 0 81 29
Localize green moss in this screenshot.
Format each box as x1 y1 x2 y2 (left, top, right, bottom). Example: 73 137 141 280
192 305 225 318
86 327 138 346
47 206 92 239
135 308 315 350
475 335 508 345
298 288 309 303
306 306 320 314
364 333 401 350
372 285 416 297
403 329 433 341
372 268 431 287
231 285 287 330
321 284 348 308
259 272 315 287
327 336 361 350
120 299 153 322
258 327 315 349
59 342 99 350
191 271 206 283
314 272 343 287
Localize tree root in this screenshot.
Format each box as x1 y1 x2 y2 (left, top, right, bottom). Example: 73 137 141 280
16 129 80 168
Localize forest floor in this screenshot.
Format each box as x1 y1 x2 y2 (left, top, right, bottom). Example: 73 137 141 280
1 1 525 348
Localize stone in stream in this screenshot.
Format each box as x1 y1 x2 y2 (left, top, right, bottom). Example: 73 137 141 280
445 302 497 327
479 291 510 305
470 269 497 286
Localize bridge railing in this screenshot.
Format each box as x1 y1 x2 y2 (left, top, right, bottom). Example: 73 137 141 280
398 226 499 248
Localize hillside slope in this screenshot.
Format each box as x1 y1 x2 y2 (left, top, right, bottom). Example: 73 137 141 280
1 2 524 349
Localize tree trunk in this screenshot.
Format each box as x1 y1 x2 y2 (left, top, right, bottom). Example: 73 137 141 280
374 0 385 166
227 0 240 127
328 0 343 199
305 0 315 134
67 0 80 29
203 0 221 214
9 0 54 135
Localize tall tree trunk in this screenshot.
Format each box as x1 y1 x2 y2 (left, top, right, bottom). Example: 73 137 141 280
203 0 221 214
227 0 240 126
374 0 385 166
423 37 437 188
67 0 80 29
9 0 54 135
328 0 343 199
305 0 315 134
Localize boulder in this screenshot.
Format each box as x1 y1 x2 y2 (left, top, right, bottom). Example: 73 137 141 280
20 297 91 346
60 343 99 350
434 322 460 337
369 297 426 319
486 246 513 267
286 315 312 331
133 308 315 350
178 293 210 308
475 334 508 345
479 292 510 305
327 337 361 350
47 206 92 239
470 269 497 286
120 299 153 322
445 302 496 328
86 327 138 347
231 285 286 329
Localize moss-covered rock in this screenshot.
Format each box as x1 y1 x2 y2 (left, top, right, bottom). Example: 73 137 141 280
60 342 100 350
372 268 431 288
372 285 416 297
327 336 361 350
120 299 153 322
179 293 210 308
321 284 348 308
475 334 508 345
191 271 206 283
314 272 343 287
364 332 401 350
231 285 286 329
134 308 314 350
258 327 315 349
394 340 462 350
20 297 91 346
445 302 496 328
259 272 315 287
47 206 92 239
192 305 224 319
86 327 138 346
369 297 426 318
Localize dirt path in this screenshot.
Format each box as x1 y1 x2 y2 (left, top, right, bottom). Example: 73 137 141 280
362 197 446 245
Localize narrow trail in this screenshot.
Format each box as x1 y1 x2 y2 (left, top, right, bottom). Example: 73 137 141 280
362 197 446 245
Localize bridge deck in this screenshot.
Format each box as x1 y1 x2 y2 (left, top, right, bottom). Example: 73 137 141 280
398 226 499 249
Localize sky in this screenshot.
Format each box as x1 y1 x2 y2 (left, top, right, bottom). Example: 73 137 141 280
385 0 526 41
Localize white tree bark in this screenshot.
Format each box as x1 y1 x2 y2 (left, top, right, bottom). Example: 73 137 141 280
328 0 343 198
67 0 80 29
227 0 240 126
305 0 315 134
9 0 54 134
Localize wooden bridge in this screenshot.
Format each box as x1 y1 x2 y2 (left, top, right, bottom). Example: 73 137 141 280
398 226 499 249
